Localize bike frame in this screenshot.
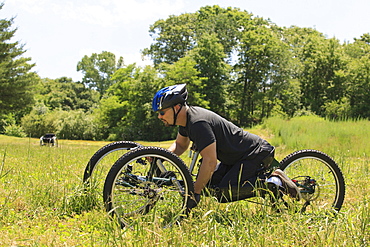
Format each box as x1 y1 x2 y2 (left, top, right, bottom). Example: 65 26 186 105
119 148 309 190
114 144 321 211
172 149 317 199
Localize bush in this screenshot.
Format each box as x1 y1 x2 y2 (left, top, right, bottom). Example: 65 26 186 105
21 108 58 137
56 110 99 140
323 98 350 120
4 124 26 137
21 109 100 140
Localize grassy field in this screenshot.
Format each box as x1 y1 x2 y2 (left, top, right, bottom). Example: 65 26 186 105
0 116 369 246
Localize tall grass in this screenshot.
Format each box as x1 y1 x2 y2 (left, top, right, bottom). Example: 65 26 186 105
0 117 369 246
263 116 370 193
263 116 370 157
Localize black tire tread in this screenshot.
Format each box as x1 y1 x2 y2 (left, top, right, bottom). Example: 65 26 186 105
83 141 141 182
279 149 345 211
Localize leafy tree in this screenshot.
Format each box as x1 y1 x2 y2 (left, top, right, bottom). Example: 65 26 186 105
144 6 292 125
233 17 288 125
116 65 171 141
160 55 208 108
95 64 175 141
144 5 251 67
93 95 128 140
282 26 326 78
94 64 139 140
0 3 37 115
77 51 124 96
190 33 230 115
36 77 99 112
345 34 370 118
196 5 249 57
300 37 347 115
277 79 302 117
143 13 197 66
282 27 348 116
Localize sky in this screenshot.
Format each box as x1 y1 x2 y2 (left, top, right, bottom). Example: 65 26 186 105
2 0 370 82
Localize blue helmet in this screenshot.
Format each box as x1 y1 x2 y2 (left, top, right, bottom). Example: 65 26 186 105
152 84 188 111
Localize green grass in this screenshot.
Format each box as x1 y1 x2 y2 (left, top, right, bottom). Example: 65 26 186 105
0 117 369 246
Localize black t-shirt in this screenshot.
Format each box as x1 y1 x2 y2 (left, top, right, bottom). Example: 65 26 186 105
179 106 271 165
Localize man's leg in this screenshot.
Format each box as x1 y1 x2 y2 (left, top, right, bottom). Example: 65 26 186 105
204 159 260 202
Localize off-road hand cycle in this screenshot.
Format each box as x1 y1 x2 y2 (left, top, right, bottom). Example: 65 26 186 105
84 142 345 228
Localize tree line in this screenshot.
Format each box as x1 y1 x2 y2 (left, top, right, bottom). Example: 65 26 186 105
1 4 370 141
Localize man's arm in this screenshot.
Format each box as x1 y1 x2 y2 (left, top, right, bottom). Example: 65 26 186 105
194 142 218 194
168 133 190 156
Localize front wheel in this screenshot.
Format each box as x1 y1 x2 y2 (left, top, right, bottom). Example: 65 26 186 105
280 150 345 214
103 146 194 228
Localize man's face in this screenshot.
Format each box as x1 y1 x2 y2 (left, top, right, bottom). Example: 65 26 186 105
157 107 173 127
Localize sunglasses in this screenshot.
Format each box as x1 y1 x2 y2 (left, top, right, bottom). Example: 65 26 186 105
158 108 171 116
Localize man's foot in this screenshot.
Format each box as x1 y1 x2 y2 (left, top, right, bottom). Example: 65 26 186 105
269 169 301 200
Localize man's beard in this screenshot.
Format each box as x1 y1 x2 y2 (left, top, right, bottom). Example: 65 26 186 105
161 119 176 127
161 119 170 127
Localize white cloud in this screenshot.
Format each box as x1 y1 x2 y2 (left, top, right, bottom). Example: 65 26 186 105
9 0 185 27
53 2 116 27
111 0 185 21
122 52 153 67
5 0 49 14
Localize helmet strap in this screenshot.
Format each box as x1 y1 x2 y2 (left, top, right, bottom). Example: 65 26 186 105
171 104 183 126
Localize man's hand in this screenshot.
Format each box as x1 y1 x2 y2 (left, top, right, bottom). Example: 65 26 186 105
186 192 201 212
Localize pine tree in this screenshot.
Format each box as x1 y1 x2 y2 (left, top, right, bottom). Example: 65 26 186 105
0 3 37 114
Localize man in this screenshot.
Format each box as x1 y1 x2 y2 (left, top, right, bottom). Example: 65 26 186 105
152 84 301 210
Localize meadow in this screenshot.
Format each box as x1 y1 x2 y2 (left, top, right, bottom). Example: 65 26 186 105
0 116 369 246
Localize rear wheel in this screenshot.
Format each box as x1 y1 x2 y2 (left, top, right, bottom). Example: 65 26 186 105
103 146 194 228
280 150 345 214
83 141 141 191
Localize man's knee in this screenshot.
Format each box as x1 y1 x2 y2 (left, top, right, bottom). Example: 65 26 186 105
210 186 256 203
